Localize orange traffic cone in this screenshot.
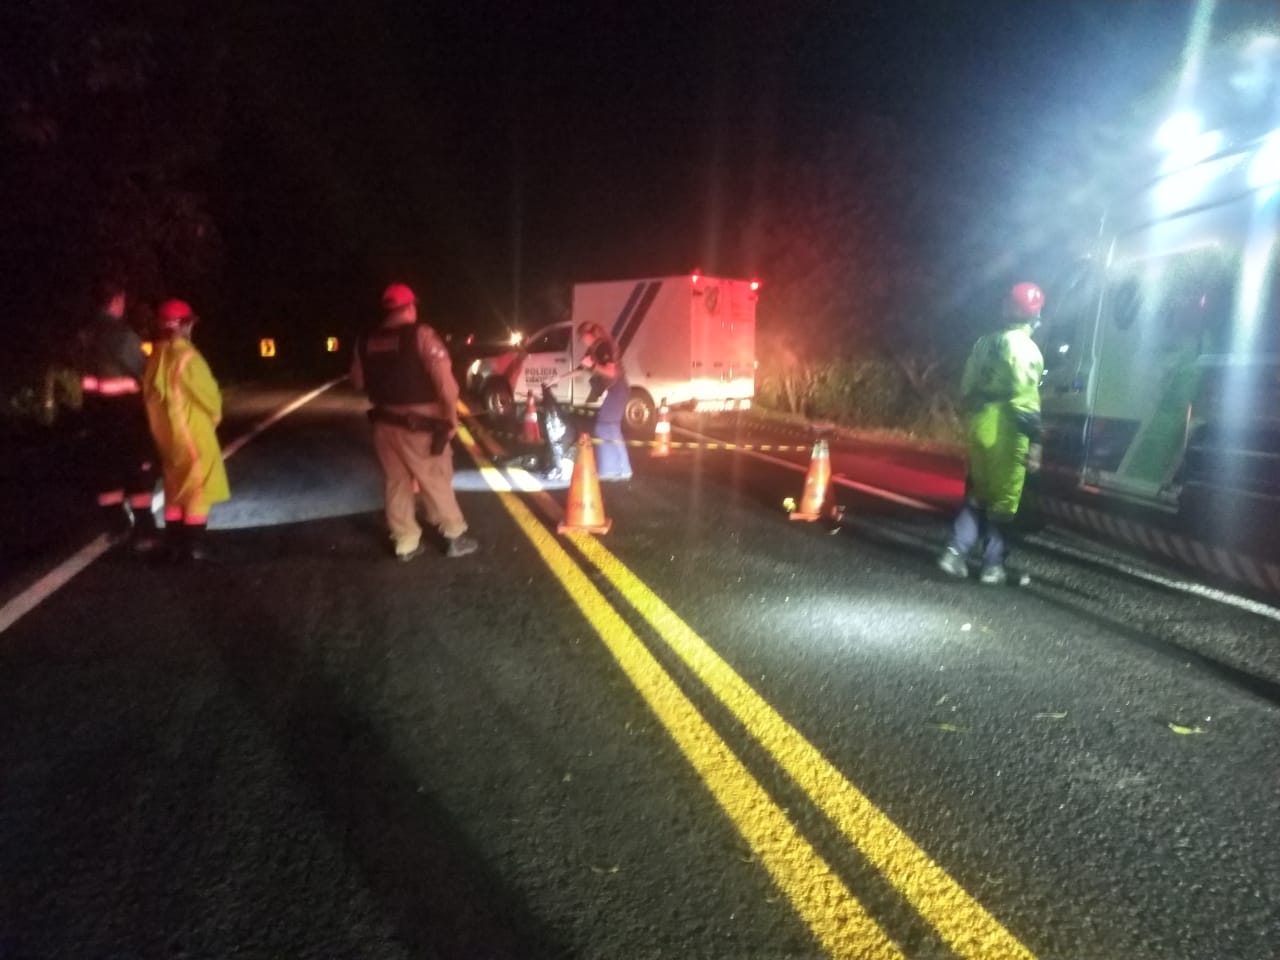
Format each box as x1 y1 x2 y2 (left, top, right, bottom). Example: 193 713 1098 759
789 437 834 521
652 397 671 458
522 391 543 444
558 434 612 534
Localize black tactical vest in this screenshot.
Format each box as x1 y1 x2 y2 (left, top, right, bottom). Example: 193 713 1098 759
359 324 438 406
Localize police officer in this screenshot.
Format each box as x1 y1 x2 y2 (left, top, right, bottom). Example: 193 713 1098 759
78 282 159 551
351 283 478 561
938 282 1045 585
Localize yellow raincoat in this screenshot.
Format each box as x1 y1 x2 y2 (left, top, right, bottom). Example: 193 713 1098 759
960 322 1044 519
143 337 230 516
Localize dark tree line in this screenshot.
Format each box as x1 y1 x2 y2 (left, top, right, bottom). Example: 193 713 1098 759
1 1 227 393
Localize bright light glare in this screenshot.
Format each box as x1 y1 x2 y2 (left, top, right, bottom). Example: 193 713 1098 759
750 279 761 291
510 331 523 346
1248 131 1280 192
1155 111 1202 152
1154 130 1223 211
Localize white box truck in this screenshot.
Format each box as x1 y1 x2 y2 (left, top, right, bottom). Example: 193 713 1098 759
468 274 758 432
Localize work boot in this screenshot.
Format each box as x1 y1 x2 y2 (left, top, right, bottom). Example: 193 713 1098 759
129 507 162 555
445 534 478 558
162 522 187 563
101 503 133 539
979 564 1007 586
185 524 212 562
937 547 968 578
395 543 425 563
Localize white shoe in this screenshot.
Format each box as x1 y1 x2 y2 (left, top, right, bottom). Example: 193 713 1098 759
937 548 967 578
979 564 1007 586
445 535 479 558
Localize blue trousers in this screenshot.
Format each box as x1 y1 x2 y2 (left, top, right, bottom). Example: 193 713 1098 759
949 499 1009 569
593 380 632 479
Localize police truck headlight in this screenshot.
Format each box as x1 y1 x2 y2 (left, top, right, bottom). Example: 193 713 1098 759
1155 111 1201 153
1248 131 1280 192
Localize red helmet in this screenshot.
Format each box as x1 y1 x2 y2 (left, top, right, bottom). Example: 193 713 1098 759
1008 282 1045 319
156 298 195 329
381 283 416 311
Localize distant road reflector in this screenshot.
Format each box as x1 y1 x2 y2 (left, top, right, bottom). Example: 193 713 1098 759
325 336 339 353
260 338 276 358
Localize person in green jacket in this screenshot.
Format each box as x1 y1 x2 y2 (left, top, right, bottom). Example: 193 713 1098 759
143 299 230 561
938 282 1046 585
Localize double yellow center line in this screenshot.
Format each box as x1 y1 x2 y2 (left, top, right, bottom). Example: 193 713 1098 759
456 417 1034 960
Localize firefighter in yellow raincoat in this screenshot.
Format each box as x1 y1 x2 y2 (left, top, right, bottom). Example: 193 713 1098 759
938 282 1045 585
143 299 230 560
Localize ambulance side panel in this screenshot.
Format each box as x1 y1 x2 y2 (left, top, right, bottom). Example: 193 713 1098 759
573 279 693 405
571 276 756 409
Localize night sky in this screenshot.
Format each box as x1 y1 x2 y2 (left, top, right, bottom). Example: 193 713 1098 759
6 0 1278 356
218 1 1275 339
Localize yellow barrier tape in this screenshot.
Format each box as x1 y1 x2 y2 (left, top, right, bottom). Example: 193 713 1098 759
489 428 812 452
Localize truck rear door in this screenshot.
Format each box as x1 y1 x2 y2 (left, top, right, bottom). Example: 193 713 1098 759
691 278 756 405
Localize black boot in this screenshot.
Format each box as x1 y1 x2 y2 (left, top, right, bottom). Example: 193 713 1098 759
100 502 133 540
128 503 162 555
162 522 187 563
185 522 212 561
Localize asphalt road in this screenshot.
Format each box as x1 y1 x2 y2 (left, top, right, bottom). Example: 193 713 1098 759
2 382 1278 960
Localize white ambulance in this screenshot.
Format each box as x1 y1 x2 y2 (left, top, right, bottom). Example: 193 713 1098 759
469 273 758 432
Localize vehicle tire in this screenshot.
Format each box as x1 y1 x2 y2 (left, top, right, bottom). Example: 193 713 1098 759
623 389 656 436
482 378 514 417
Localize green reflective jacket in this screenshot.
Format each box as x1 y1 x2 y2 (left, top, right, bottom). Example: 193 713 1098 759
960 322 1044 519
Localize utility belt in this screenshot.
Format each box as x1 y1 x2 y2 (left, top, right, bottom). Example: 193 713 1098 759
367 406 451 455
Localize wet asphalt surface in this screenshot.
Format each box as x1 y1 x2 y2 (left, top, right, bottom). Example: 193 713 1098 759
1 383 1278 959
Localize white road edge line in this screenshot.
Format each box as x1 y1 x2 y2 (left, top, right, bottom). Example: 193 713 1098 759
221 377 346 459
0 534 116 634
0 376 347 636
677 423 1280 622
1025 532 1280 624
